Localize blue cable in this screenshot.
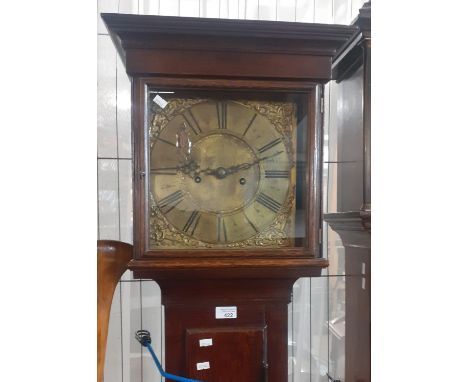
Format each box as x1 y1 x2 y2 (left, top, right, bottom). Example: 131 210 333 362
135 330 201 382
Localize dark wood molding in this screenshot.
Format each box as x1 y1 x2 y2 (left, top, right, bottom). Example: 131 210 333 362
324 211 371 235
332 1 371 83
101 13 358 55
130 257 328 280
101 13 358 80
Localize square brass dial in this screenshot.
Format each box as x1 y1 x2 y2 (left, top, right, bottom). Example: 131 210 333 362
147 96 298 249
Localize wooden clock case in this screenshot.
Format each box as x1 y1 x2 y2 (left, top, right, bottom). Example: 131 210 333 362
325 3 371 381
102 14 357 381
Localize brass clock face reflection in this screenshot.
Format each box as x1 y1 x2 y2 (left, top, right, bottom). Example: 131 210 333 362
148 98 297 249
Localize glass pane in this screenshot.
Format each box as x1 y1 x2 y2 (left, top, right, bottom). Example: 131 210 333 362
121 281 143 382
146 88 310 250
289 277 328 382
104 283 122 382
328 275 346 381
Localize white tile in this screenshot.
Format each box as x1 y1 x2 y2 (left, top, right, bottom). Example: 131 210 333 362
180 0 200 16
159 0 180 16
200 0 220 18
351 0 366 20
327 226 345 276
244 0 259 20
314 0 333 24
333 0 352 25
121 269 134 281
119 159 133 245
141 0 161 15
326 163 338 214
287 301 293 381
277 0 295 21
121 281 143 382
98 35 118 159
258 0 276 20
219 0 229 18
227 0 239 19
328 275 346 381
104 283 122 382
98 0 119 34
141 281 163 382
238 0 246 19
296 0 314 22
117 58 132 159
98 159 120 240
310 277 329 382
119 0 139 13
292 278 311 380
161 305 166 370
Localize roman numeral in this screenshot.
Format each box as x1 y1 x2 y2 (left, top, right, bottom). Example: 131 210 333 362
242 113 257 136
182 210 201 235
182 109 202 135
258 138 282 153
265 170 289 178
156 136 177 147
256 192 282 213
216 102 227 129
158 190 184 213
217 215 228 242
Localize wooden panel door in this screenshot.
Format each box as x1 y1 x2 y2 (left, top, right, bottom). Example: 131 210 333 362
185 327 266 381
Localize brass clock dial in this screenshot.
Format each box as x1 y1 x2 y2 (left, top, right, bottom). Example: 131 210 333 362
148 98 297 249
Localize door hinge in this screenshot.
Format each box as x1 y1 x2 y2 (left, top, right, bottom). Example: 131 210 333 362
320 96 324 114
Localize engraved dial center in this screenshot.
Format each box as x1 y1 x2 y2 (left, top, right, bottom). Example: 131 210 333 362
183 133 260 213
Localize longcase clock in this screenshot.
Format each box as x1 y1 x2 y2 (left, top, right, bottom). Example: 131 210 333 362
103 13 357 381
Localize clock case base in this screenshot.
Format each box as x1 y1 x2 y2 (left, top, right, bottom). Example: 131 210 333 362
132 277 317 382
132 260 326 381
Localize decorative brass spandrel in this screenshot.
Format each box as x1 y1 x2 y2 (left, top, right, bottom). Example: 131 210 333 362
148 97 298 249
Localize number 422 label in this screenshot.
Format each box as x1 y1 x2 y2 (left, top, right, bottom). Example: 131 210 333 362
215 306 237 319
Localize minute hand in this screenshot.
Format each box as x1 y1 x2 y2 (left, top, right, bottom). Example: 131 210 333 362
224 150 284 175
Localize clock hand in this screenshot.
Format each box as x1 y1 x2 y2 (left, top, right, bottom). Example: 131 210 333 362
225 150 284 173
200 151 284 179
151 159 200 176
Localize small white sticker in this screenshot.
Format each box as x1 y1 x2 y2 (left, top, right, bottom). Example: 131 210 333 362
153 94 168 109
215 306 237 319
199 338 213 347
196 361 210 370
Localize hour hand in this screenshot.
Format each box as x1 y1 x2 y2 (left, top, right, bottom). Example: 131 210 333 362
151 160 199 176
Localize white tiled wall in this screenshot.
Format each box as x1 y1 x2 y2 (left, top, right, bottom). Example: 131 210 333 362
97 1 365 381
